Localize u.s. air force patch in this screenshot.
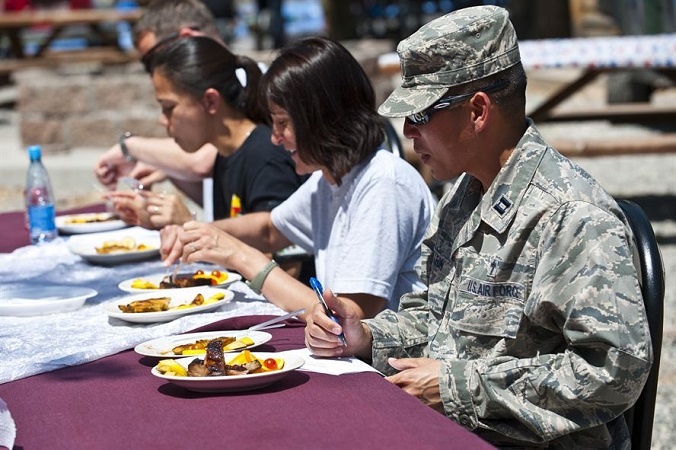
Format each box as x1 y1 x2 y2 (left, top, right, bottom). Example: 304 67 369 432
460 276 524 300
452 276 526 338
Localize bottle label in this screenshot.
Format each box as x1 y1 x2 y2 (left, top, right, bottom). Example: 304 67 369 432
28 204 56 233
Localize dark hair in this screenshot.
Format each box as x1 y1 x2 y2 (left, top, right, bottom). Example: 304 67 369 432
261 36 385 186
133 0 220 47
145 36 268 125
452 62 528 119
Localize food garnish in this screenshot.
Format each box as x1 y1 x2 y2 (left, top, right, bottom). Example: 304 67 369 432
130 279 159 289
118 292 225 313
156 359 188 377
160 270 228 289
155 344 285 378
263 358 279 370
130 270 228 290
223 349 284 372
172 336 255 355
96 237 149 254
118 297 170 313
65 213 118 224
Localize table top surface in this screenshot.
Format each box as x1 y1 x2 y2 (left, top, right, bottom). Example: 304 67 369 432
0 316 494 449
0 204 103 253
0 207 495 449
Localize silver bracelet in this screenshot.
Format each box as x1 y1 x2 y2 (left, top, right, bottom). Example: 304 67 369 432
246 260 279 294
119 131 135 162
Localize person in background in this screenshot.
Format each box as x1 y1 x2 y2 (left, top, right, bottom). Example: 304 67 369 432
93 0 229 219
304 6 652 448
200 0 237 45
161 36 435 319
110 35 303 236
254 0 284 49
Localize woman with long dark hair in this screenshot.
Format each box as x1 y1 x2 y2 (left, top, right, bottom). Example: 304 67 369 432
161 36 434 319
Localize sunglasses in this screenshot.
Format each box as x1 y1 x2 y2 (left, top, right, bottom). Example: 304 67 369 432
140 25 201 73
405 80 509 126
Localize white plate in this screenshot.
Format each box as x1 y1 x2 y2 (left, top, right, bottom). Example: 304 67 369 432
105 287 234 323
151 352 304 393
67 234 161 265
0 286 97 317
134 330 272 358
117 270 242 293
56 212 127 234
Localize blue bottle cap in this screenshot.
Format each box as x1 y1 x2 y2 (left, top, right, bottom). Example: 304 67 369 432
116 0 138 11
27 145 42 161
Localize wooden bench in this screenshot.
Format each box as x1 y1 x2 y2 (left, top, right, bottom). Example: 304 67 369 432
0 8 143 74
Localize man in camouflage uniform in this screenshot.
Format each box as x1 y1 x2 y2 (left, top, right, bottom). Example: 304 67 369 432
305 5 653 449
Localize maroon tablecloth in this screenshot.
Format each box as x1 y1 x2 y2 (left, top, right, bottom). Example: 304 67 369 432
0 315 495 450
0 204 106 253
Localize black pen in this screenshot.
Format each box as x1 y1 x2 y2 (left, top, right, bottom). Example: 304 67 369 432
309 277 347 346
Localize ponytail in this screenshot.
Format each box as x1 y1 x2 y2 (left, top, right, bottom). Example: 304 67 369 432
234 55 268 125
145 36 270 126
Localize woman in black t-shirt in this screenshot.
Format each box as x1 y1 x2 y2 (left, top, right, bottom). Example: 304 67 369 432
109 35 304 228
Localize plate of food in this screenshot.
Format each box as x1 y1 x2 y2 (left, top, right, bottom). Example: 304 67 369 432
152 347 304 393
134 330 272 358
56 212 127 234
118 269 241 293
106 287 234 323
0 285 97 317
67 234 161 265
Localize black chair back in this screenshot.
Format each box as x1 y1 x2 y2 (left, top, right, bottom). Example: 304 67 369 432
618 199 665 450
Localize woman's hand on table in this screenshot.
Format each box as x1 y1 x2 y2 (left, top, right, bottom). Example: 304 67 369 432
143 191 193 229
105 191 148 227
304 288 373 359
160 224 185 265
178 221 242 269
106 191 192 230
386 358 444 413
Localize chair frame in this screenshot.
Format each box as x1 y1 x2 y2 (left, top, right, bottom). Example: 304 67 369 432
618 199 665 450
383 119 404 158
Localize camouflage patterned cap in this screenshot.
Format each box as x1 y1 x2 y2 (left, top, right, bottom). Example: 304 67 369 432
378 5 520 117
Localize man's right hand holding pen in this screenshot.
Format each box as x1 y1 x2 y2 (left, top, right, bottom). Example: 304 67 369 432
304 282 373 361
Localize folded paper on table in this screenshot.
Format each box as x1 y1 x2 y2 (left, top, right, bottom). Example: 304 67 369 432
281 348 382 376
0 397 16 450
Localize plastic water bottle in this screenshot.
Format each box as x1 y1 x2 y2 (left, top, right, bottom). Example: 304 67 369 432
25 145 57 244
116 21 134 52
116 0 138 53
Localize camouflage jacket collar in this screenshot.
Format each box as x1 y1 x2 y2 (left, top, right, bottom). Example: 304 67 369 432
479 120 549 234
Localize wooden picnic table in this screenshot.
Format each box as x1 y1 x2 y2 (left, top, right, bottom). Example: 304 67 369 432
0 8 143 62
517 34 676 123
378 33 676 124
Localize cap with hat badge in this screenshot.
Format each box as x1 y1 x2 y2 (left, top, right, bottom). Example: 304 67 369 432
378 5 521 118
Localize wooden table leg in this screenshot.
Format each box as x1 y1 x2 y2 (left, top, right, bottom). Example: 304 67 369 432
529 68 603 122
3 29 25 59
89 22 120 50
33 26 65 58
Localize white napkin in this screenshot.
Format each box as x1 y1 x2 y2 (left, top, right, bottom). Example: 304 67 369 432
0 398 16 450
282 348 382 376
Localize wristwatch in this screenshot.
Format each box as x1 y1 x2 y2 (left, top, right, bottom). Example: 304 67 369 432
119 131 135 162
